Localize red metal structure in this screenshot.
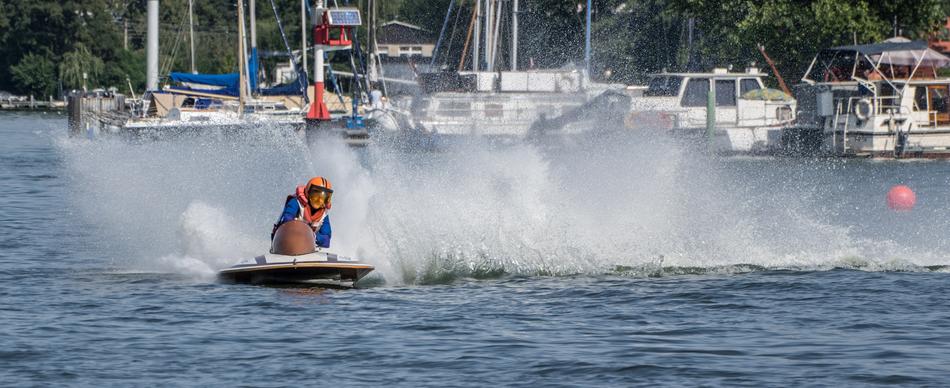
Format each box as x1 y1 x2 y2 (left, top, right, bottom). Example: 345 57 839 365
307 7 361 121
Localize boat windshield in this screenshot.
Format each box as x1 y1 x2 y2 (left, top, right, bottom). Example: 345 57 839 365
645 76 684 97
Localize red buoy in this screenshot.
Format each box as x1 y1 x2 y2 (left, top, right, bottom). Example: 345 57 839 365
887 185 916 211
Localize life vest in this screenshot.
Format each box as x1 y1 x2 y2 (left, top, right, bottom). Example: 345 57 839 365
291 185 330 230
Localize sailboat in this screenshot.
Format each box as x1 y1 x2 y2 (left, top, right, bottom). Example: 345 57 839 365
120 0 309 135
369 0 631 141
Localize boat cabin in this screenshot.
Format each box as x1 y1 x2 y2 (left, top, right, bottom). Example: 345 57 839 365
628 68 796 154
800 37 950 157
642 68 795 129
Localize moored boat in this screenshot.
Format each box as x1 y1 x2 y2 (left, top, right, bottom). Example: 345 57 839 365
794 37 950 158
625 67 797 154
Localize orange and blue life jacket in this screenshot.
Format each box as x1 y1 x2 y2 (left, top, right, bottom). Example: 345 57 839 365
273 186 332 248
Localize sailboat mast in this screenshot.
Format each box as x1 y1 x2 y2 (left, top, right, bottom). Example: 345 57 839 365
302 0 308 75
146 0 159 90
250 0 257 48
250 0 257 88
484 0 492 69
511 0 518 71
490 0 502 70
238 0 248 115
473 0 480 71
371 0 387 95
584 0 591 76
189 0 196 73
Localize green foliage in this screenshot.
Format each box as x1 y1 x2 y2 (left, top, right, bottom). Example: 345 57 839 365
60 44 104 90
394 0 454 33
405 0 948 83
1 0 948 96
103 50 146 94
10 53 57 97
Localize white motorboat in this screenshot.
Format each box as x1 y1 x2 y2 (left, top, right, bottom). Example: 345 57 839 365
625 67 797 154
796 37 950 158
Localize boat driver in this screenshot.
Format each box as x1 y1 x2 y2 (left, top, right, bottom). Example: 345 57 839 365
272 176 333 248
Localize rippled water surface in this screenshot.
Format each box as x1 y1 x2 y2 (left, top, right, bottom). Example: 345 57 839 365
3 112 950 386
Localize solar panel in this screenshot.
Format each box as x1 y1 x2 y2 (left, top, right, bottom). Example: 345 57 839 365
326 8 362 26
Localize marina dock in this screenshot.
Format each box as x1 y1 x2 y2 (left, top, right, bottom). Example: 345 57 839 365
0 96 65 111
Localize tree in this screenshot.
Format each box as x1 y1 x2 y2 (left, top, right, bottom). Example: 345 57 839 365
102 50 146 93
60 44 105 90
10 53 57 97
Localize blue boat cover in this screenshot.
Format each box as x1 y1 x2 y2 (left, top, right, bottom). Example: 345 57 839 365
167 52 261 97
168 53 306 97
169 72 240 96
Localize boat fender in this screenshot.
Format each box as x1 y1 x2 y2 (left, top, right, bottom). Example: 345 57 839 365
854 99 872 121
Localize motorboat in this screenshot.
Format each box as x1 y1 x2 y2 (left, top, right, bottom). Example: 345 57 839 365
795 37 950 158
625 67 797 154
219 220 374 287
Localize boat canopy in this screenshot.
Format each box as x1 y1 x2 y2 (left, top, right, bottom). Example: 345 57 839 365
830 40 930 57
803 38 950 84
833 38 950 68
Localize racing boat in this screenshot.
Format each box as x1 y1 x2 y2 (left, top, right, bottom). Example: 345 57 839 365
219 220 374 286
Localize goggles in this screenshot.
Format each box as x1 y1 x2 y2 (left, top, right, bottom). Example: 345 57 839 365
307 187 333 207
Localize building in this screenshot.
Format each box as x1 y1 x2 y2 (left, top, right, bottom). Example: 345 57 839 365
931 17 950 54
376 21 436 58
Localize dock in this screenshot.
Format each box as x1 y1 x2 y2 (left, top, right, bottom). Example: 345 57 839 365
0 96 65 111
66 93 130 136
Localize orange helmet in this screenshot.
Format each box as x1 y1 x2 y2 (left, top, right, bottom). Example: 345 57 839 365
305 176 333 209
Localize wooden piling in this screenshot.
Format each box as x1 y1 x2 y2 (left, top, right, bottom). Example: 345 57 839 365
67 94 83 137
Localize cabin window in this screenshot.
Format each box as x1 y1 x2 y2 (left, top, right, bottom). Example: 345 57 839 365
681 78 709 107
484 103 504 118
879 83 899 96
930 86 949 111
645 76 683 97
438 101 471 117
930 86 950 125
715 80 737 107
398 46 423 56
195 98 221 110
740 79 761 95
914 87 928 111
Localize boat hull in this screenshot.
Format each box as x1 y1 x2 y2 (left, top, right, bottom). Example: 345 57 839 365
219 252 374 286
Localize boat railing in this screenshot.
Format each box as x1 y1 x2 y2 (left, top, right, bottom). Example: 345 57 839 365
835 96 906 117
918 110 950 128
849 96 911 119
829 96 910 154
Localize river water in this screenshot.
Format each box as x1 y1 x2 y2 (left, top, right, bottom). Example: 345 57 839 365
3 111 950 386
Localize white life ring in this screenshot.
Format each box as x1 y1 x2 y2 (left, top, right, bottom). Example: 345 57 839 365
854 99 872 121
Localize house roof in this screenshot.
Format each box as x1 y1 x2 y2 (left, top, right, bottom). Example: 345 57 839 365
377 20 435 45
